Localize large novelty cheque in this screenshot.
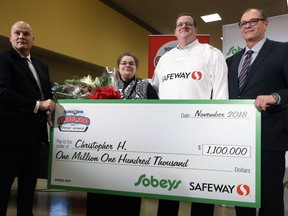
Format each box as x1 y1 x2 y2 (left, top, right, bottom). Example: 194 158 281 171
48 99 261 208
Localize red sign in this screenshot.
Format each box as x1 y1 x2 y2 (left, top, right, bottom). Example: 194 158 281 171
148 34 210 78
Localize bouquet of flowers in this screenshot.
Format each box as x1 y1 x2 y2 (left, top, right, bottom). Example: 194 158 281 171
52 67 121 100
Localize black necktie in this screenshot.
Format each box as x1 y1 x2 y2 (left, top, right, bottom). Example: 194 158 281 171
238 50 253 91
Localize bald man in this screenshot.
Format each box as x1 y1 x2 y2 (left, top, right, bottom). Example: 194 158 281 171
0 21 55 216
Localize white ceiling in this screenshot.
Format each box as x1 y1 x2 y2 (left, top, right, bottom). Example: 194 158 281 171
101 0 288 49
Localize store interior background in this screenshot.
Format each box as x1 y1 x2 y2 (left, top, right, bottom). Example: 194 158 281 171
1 0 288 82
1 1 288 215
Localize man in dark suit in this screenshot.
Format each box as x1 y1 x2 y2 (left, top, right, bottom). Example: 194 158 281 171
226 8 288 216
0 21 55 216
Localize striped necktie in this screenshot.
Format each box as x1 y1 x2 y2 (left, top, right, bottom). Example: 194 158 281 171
238 50 253 91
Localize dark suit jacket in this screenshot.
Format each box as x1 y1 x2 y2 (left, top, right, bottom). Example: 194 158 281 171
227 39 288 151
0 49 53 146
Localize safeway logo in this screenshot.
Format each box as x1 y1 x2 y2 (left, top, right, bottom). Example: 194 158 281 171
191 71 202 80
236 184 250 196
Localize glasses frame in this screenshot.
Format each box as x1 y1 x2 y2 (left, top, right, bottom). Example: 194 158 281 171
119 61 136 66
176 22 194 28
238 18 267 28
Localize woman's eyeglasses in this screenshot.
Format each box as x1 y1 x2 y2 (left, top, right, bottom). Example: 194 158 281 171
120 61 135 66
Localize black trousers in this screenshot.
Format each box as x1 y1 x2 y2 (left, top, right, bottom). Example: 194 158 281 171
0 144 40 216
235 150 286 216
157 199 214 216
86 193 141 216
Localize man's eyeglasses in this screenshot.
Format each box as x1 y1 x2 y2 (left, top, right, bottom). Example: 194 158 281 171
176 22 194 28
238 18 267 28
120 61 135 66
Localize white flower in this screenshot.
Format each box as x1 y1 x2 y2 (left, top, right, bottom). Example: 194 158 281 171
80 75 96 87
94 77 100 86
71 86 81 96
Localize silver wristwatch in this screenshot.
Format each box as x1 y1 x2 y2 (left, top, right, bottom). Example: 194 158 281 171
271 93 280 105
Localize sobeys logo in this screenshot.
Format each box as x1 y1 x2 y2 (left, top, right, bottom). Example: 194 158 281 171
226 46 243 57
134 174 181 191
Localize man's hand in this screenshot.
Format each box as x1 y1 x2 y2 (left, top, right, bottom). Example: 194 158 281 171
39 99 56 127
39 99 56 112
255 95 277 111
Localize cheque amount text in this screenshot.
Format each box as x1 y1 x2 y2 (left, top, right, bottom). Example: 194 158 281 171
202 144 251 158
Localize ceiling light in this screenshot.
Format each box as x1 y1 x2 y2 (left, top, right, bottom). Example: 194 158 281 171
201 13 222 23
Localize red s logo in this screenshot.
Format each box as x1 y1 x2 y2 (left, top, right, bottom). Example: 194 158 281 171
236 184 250 196
191 71 203 80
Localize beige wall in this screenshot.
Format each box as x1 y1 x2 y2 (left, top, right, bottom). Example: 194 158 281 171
0 0 151 79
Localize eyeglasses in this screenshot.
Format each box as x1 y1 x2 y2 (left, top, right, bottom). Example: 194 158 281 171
238 18 267 28
120 61 135 66
176 22 194 28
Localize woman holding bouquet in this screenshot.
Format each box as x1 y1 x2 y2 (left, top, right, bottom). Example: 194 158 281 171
115 52 159 100
86 52 158 216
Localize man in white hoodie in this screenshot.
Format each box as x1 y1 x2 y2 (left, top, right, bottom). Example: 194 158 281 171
151 12 228 216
